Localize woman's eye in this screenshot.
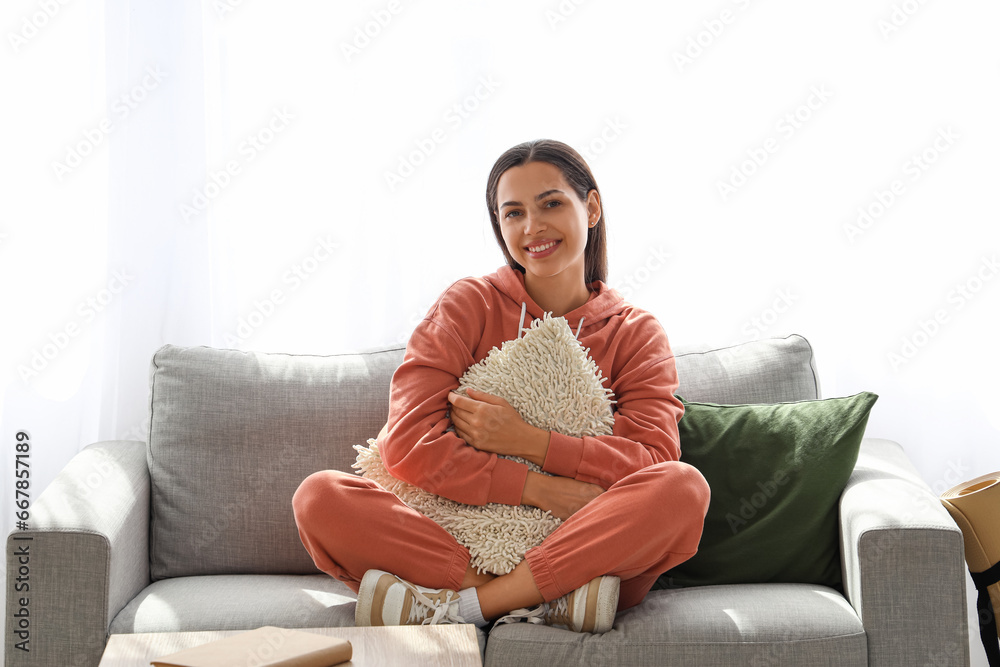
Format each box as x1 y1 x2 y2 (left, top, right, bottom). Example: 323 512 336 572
503 200 558 219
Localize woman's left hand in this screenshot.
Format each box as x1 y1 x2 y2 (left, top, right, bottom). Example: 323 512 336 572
448 388 547 461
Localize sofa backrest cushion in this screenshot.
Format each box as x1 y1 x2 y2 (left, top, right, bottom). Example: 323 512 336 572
146 333 818 579
673 334 820 404
147 344 405 580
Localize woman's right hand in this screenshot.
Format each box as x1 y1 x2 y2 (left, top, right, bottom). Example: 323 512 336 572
521 471 604 520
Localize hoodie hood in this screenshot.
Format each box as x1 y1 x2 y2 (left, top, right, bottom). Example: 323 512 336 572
485 265 627 334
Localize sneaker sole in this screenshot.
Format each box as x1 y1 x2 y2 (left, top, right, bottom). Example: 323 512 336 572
355 569 392 627
582 576 620 633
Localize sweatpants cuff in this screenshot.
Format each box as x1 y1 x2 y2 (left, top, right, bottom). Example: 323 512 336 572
525 548 563 602
445 543 472 591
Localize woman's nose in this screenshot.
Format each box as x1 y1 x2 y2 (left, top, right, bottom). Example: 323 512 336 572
523 212 545 234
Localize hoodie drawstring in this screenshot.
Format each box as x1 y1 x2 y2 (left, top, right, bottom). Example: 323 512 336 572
517 304 585 340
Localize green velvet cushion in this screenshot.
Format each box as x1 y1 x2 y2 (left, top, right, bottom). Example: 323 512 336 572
659 391 878 590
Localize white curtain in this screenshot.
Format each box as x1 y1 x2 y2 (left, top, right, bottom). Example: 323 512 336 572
2 0 111 531
2 2 998 664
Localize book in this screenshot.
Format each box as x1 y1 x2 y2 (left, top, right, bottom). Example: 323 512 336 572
150 626 352 667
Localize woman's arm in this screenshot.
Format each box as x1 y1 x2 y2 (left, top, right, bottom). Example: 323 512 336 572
378 281 530 507
521 470 604 520
444 316 682 519
445 311 682 494
539 314 684 490
446 388 550 465
447 388 606 519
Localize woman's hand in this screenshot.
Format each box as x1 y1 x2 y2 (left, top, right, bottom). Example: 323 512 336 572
521 471 604 520
447 388 549 464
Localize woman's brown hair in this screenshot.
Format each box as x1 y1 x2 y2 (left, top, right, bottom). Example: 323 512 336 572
485 139 608 285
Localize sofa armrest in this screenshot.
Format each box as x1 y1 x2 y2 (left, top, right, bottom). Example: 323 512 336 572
5 440 150 667
839 437 969 667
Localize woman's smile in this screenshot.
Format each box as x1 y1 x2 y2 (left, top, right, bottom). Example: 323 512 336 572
525 239 561 258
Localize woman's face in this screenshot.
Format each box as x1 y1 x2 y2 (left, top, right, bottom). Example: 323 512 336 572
495 161 599 287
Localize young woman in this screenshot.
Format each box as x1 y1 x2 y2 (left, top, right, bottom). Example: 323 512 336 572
293 139 710 633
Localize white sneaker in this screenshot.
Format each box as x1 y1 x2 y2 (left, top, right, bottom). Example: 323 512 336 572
355 570 466 627
496 575 620 633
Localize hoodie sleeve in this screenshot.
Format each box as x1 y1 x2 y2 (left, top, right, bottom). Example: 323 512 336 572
377 282 530 506
541 313 684 489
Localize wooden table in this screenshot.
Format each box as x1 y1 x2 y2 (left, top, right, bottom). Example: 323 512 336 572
99 625 483 667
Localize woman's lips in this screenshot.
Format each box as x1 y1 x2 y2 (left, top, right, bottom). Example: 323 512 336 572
525 240 560 258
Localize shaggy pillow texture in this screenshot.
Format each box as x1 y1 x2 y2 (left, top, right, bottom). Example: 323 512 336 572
353 314 615 575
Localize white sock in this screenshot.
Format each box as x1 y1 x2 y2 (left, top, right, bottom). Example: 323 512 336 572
457 588 488 628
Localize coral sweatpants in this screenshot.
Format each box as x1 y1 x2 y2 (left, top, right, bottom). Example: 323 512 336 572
292 461 710 611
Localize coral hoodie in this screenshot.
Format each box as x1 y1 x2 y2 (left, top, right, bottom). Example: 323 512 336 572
378 265 684 507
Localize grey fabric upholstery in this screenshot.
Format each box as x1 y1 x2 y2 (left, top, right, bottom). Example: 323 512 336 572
109 574 358 633
146 343 404 580
486 583 867 666
4 440 150 667
673 333 820 404
4 335 970 667
840 438 970 666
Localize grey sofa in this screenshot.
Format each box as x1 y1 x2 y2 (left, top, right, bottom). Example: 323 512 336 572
4 334 970 666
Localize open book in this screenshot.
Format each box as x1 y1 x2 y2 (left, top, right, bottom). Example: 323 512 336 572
151 626 352 667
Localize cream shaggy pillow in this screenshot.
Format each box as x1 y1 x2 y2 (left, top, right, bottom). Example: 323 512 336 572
353 314 615 575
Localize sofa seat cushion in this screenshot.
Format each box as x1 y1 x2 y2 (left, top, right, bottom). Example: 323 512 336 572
109 574 358 634
484 583 867 667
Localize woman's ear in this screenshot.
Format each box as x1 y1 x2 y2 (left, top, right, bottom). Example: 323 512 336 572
587 189 602 227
